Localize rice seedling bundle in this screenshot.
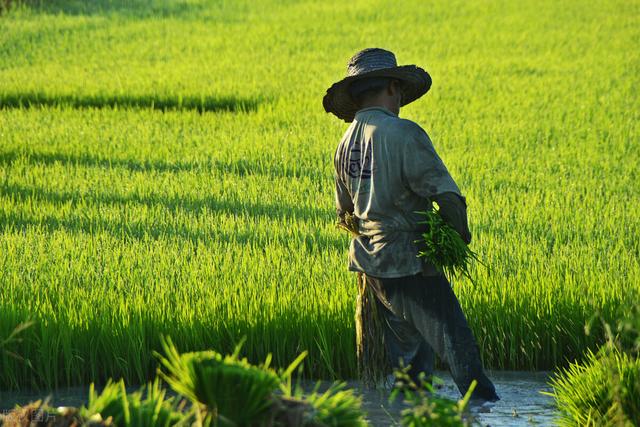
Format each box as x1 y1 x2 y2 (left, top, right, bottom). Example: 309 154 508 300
83 379 186 427
417 203 481 284
156 338 281 425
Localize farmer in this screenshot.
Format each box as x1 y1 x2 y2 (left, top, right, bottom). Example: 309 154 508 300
323 48 499 401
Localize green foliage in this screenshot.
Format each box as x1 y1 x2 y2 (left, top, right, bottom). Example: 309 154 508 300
416 204 480 284
548 349 640 427
0 0 638 388
156 337 281 425
390 370 477 427
82 378 187 427
5 341 365 426
155 338 364 426
0 320 33 362
284 382 367 427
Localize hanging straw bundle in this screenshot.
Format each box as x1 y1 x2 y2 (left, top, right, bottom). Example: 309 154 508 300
338 213 389 387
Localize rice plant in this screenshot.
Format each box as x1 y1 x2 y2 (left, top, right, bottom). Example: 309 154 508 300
0 0 638 389
156 337 281 426
279 380 367 427
156 337 365 426
548 349 640 426
82 378 187 427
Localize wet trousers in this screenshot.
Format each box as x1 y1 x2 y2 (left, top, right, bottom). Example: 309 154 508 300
366 273 499 401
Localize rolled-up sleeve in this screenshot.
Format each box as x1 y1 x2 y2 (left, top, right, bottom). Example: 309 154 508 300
401 124 461 200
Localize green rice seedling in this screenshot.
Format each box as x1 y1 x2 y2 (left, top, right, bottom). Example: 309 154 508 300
595 304 640 357
416 204 481 284
82 378 186 427
156 337 281 426
279 369 366 427
390 369 477 427
615 306 640 356
0 320 34 389
0 320 33 362
548 348 640 426
300 382 367 427
0 0 638 389
156 337 365 426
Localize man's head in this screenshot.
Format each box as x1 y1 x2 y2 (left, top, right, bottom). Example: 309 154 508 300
323 48 432 122
348 77 404 115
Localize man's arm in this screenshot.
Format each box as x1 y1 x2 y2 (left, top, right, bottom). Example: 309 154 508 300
431 192 472 244
401 123 472 243
335 175 354 221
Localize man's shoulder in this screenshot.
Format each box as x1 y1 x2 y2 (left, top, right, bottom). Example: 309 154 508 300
378 115 429 141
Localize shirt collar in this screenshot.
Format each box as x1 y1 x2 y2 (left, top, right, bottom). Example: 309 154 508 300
354 106 398 118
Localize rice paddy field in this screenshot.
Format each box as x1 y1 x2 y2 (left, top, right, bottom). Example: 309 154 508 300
0 0 638 391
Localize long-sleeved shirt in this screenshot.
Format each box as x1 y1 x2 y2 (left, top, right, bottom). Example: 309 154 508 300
334 106 470 278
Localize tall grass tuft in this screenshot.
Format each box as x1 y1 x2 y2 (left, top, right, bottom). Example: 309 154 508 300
82 378 187 426
156 337 280 425
548 349 640 426
156 337 366 426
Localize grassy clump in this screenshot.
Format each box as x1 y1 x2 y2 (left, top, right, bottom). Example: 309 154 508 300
82 378 187 426
416 204 481 284
156 337 281 425
280 381 367 427
155 337 366 426
3 339 365 427
549 348 640 426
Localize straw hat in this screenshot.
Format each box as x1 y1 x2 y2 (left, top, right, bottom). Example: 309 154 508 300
323 48 432 122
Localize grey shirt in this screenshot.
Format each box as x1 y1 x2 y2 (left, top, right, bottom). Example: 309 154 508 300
334 106 463 278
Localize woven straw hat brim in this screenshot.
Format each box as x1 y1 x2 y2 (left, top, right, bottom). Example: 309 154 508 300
323 65 432 122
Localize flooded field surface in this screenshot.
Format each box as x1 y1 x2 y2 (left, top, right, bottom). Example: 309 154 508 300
1 371 558 426
358 371 558 426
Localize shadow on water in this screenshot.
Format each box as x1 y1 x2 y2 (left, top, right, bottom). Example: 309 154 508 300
0 150 322 180
0 92 262 114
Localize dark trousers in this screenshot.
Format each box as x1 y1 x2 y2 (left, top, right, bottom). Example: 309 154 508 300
366 273 499 401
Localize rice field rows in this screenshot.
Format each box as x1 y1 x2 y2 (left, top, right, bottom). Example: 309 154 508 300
0 0 638 389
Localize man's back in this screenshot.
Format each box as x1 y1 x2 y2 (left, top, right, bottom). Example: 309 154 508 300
334 106 461 278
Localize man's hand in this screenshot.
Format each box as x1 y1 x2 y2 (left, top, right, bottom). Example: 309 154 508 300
337 212 360 237
431 192 472 244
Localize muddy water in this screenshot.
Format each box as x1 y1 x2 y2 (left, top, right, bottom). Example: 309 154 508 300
0 371 558 426
355 371 558 426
